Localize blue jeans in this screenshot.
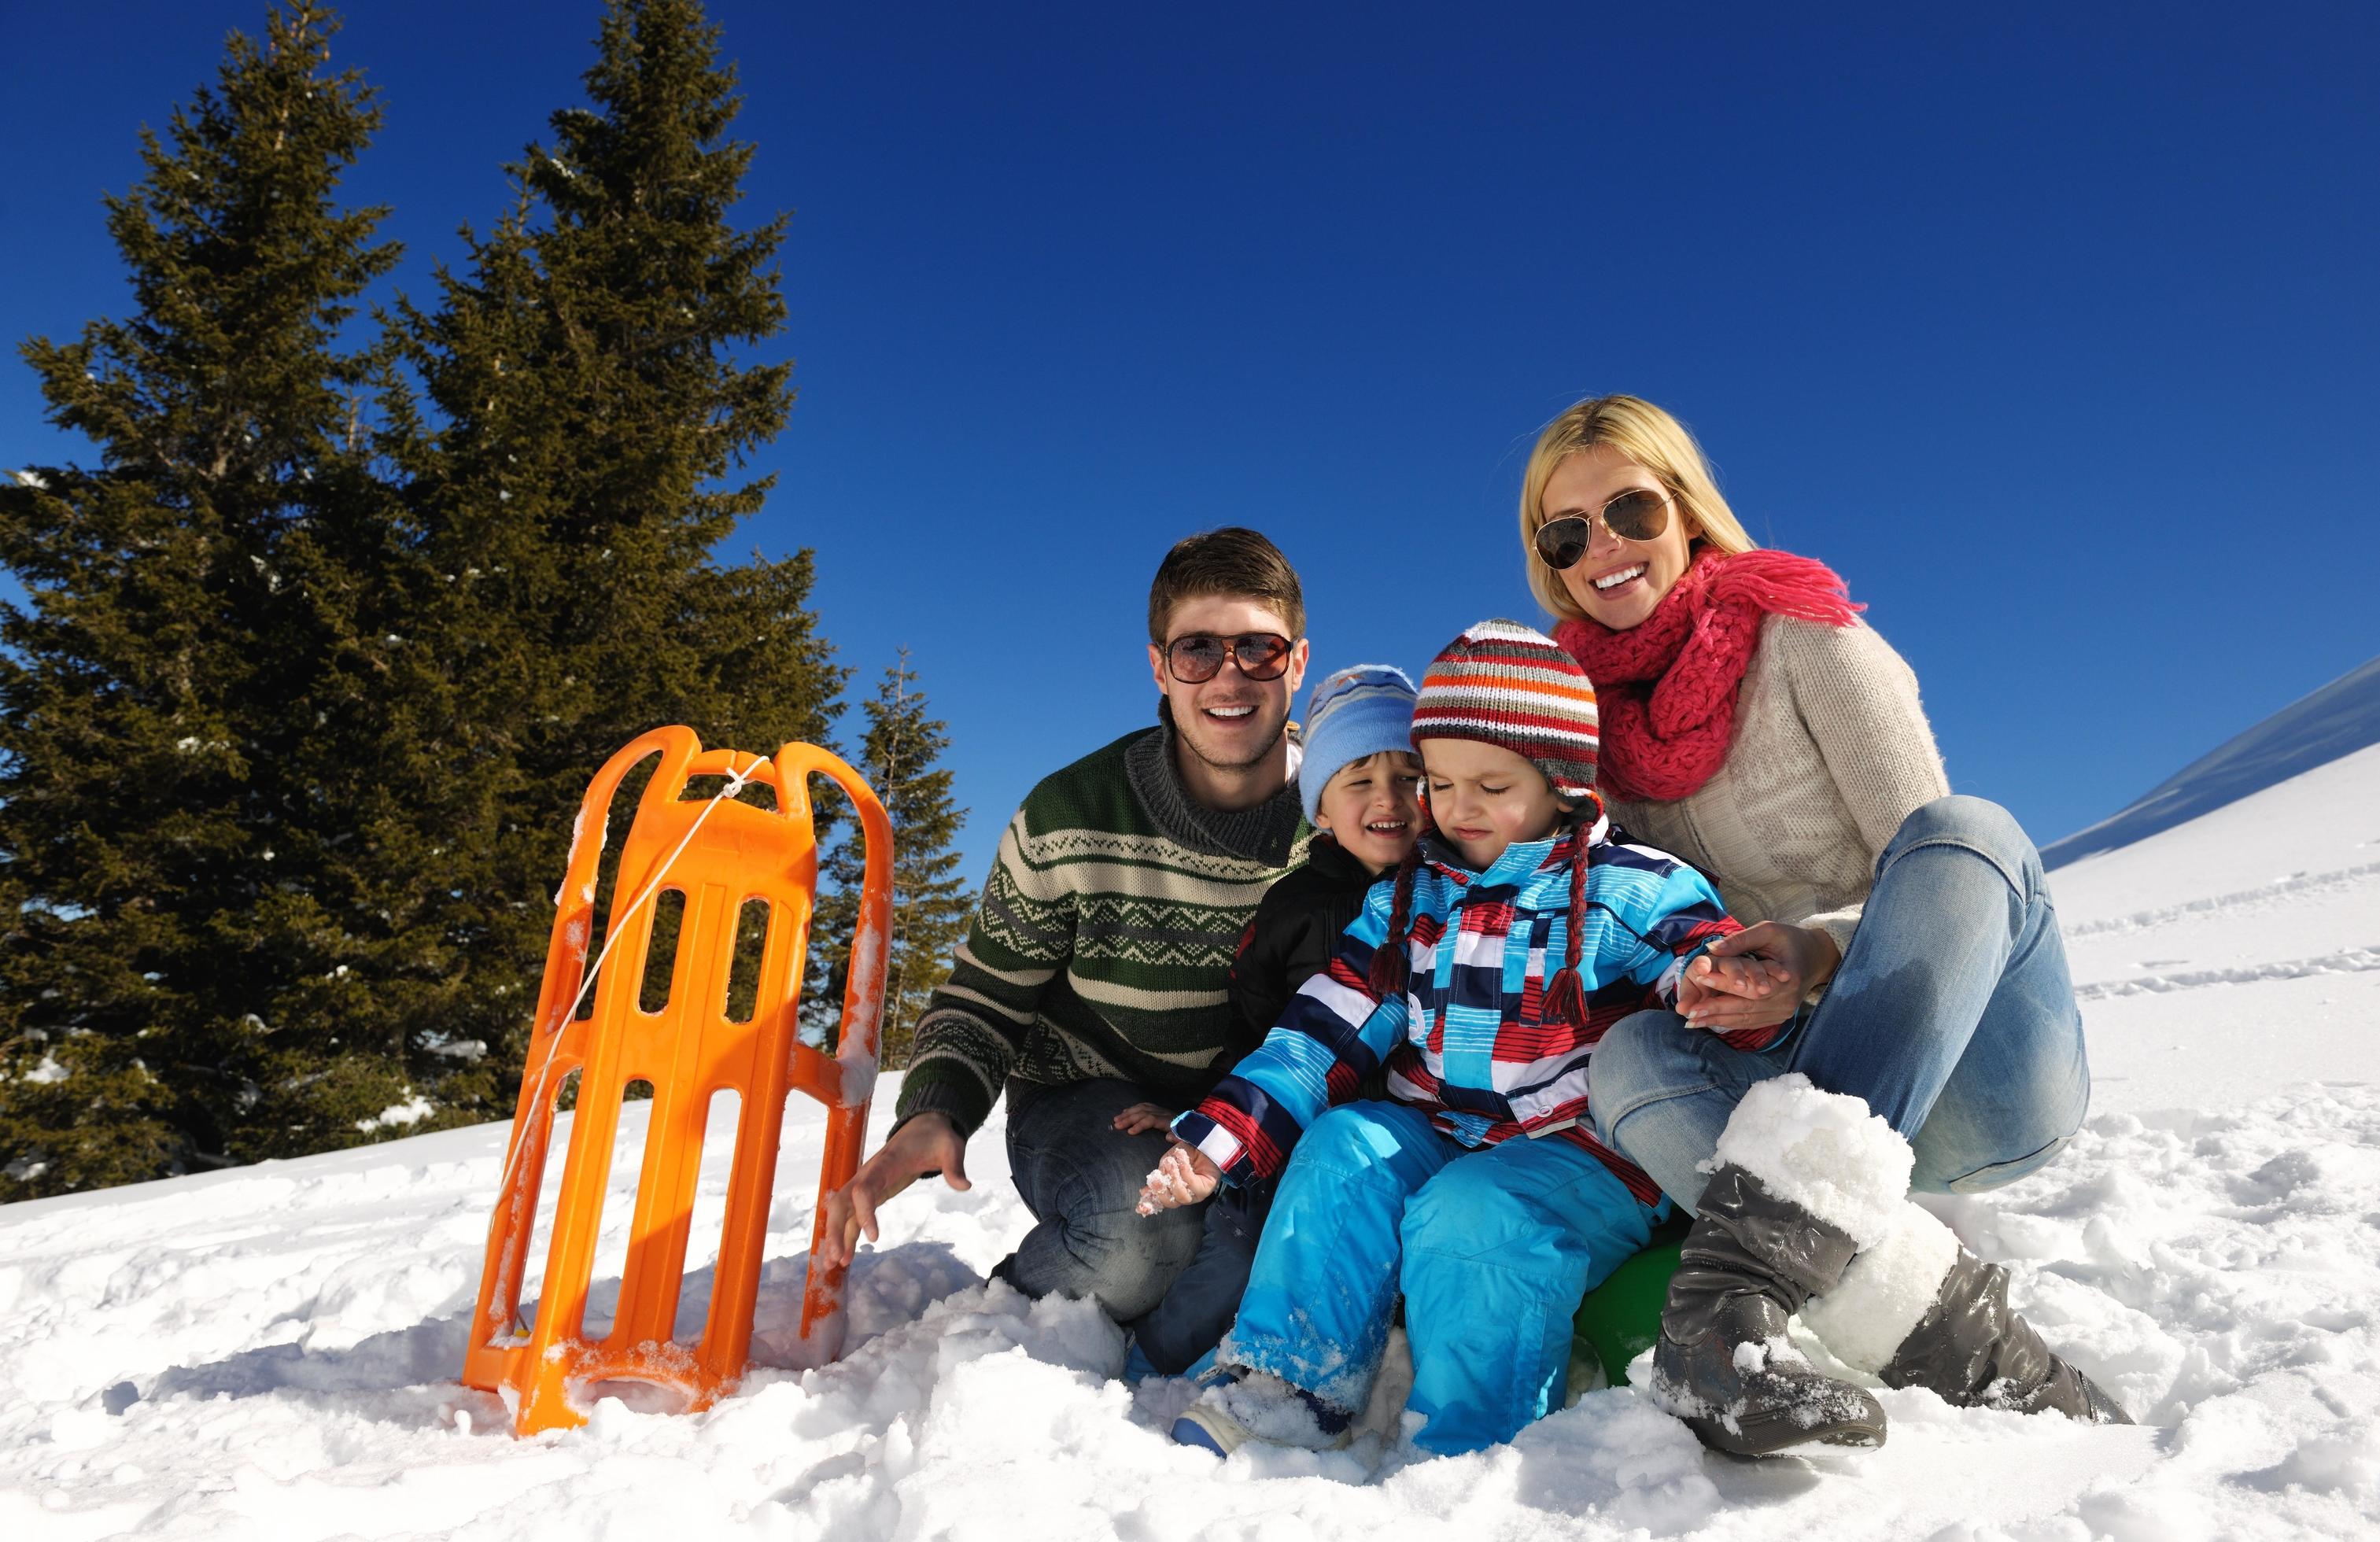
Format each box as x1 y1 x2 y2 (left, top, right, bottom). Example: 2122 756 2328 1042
1589 796 2090 1212
1223 1100 1655 1455
998 1078 1260 1370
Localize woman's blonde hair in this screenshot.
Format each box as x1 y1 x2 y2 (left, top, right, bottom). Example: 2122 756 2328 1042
1518 395 1757 622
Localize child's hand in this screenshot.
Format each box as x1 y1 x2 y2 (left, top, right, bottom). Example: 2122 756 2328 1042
1112 1101 1176 1136
1135 1141 1222 1215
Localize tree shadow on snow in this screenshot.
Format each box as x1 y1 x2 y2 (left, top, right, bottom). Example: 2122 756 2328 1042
119 1242 979 1435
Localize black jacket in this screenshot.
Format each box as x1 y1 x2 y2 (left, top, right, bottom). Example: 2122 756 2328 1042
1228 836 1393 1043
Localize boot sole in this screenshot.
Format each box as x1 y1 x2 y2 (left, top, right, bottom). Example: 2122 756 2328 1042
1684 1406 1887 1458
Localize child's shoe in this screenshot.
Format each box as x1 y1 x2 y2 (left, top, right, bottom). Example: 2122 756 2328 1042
1170 1368 1353 1456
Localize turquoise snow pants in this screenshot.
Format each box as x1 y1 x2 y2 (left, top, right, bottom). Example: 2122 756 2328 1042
1220 1099 1656 1454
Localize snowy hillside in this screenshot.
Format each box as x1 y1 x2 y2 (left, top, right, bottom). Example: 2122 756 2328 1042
2042 655 2380 869
5 753 2378 1539
2050 738 2380 1114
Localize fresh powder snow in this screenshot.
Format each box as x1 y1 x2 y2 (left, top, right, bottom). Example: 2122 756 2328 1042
2 744 2376 1539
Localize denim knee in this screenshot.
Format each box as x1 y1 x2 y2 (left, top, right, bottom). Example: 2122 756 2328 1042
1069 1197 1203 1313
1588 1010 1708 1138
1886 795 2039 891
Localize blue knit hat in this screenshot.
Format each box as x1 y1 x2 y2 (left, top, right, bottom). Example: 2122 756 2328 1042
1297 665 1420 824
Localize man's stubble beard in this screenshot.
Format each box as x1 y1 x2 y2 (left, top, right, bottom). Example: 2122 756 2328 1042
1176 710 1288 774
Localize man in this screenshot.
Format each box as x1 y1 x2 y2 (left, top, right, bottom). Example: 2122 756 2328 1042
820 528 1309 1366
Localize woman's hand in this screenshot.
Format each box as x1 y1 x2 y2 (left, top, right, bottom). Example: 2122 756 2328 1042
1111 1101 1176 1136
1677 922 1842 1032
1135 1141 1222 1215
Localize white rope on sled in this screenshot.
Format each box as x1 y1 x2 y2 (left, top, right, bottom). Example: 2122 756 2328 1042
548 752 767 1034
488 753 769 1330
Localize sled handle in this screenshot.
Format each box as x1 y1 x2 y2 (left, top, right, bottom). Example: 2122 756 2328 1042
774 741 895 1083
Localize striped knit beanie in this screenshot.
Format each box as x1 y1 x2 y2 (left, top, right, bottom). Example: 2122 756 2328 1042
1411 618 1600 802
1298 665 1419 824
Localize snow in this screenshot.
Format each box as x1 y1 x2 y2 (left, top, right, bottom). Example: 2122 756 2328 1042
2050 738 2380 1115
1800 1203 1958 1375
5 745 2379 1538
352 1094 434 1134
1707 1073 1910 1248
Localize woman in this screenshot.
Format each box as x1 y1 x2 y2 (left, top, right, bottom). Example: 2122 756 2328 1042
1518 396 2127 1456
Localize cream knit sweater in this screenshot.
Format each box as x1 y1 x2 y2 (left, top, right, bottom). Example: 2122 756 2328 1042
1600 614 1950 968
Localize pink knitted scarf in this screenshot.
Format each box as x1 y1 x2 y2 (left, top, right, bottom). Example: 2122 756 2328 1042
1554 549 1863 802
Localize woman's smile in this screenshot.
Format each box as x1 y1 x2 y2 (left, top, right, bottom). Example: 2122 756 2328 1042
1587 561 1648 599
1541 445 1698 630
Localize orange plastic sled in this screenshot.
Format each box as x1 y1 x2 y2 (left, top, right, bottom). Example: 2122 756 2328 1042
461 726 891 1435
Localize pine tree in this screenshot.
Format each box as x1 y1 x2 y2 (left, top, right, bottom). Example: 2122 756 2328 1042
0 2 481 1196
391 0 844 1090
810 651 972 1067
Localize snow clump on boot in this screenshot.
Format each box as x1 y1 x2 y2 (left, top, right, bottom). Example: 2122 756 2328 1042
1802 1201 1961 1374
1710 1073 1912 1249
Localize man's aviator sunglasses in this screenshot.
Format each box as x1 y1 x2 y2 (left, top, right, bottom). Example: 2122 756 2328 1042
1533 487 1675 571
1164 632 1295 684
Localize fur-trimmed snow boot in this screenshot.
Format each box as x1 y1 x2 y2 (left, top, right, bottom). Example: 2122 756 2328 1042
1803 1203 2134 1424
1649 1075 1907 1456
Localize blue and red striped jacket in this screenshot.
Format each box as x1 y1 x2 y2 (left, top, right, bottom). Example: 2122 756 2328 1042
1172 816 1774 1204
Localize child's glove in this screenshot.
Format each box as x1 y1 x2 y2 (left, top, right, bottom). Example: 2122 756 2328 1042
1135 1141 1222 1215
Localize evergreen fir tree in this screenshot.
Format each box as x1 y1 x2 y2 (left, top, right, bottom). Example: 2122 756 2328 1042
0 2 482 1196
810 651 972 1067
391 0 844 1091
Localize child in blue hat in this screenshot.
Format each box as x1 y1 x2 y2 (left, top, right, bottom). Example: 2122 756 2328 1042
1231 665 1425 1040
1119 665 1422 1378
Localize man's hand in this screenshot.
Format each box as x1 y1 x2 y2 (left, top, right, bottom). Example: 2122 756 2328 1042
1112 1101 1176 1136
1135 1141 1221 1215
818 1111 969 1268
1677 922 1842 1033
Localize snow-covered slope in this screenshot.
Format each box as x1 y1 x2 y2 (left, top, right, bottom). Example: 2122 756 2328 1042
2042 654 2380 869
4 753 2378 1540
2051 738 2380 1114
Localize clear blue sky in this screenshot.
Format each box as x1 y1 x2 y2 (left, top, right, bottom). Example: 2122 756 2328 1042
5 2 2374 885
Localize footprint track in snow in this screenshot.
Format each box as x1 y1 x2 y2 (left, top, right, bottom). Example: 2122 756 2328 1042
2075 945 2380 999
2061 861 2380 939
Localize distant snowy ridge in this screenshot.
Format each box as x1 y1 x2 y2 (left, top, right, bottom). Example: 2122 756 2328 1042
2043 653 2380 868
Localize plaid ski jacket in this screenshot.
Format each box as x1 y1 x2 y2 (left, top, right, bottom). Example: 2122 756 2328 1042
1172 817 1769 1204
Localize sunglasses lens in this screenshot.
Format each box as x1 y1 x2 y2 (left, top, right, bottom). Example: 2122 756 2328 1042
1168 636 1225 681
1603 490 1670 543
1231 634 1291 680
1535 517 1591 570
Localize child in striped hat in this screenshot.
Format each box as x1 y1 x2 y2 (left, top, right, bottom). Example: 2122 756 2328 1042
1141 619 1779 1456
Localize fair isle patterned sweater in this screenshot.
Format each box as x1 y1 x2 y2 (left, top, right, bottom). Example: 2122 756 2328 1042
891 717 1310 1138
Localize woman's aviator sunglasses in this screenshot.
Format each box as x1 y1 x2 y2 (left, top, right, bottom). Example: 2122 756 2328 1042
1533 487 1674 571
1164 632 1295 683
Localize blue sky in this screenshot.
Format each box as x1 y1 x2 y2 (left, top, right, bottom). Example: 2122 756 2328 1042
4 2 2374 884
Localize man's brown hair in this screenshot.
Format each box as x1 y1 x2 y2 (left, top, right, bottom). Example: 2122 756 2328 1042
1146 527 1306 644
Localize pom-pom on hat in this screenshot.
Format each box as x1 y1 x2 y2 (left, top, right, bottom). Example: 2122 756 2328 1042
1297 665 1419 824
1411 618 1600 802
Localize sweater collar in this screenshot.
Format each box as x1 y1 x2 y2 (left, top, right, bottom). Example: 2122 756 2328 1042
1123 703 1307 865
